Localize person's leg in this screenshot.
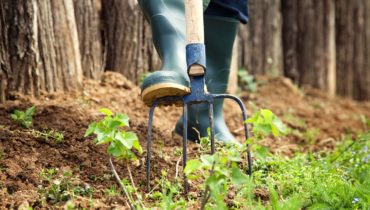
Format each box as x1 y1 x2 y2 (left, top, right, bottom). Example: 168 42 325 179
139 0 248 143
139 0 190 106
174 0 248 143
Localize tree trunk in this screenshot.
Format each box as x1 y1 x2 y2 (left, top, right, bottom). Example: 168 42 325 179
0 0 82 103
102 0 160 84
336 0 370 101
282 0 336 94
238 0 283 76
73 0 105 80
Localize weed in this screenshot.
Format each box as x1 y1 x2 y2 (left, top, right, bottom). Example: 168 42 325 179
105 185 119 197
302 127 320 144
64 200 75 210
174 147 182 157
185 108 287 209
252 132 370 209
11 106 35 128
246 108 287 140
30 129 64 143
147 170 186 210
9 106 64 143
39 169 93 204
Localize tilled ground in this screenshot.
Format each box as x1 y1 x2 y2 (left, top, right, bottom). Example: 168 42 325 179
0 72 369 209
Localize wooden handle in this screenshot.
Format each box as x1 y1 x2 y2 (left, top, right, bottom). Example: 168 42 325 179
185 0 204 44
185 0 205 76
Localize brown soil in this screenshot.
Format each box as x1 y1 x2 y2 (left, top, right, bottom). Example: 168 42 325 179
0 72 369 209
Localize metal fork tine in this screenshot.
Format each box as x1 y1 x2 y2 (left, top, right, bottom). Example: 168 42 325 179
214 94 252 175
208 102 215 154
145 78 253 195
182 102 189 194
146 99 159 192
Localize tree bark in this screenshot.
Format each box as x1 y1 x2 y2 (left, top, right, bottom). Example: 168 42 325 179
336 0 370 101
102 0 160 84
282 0 336 94
0 0 82 103
238 0 283 76
73 0 105 80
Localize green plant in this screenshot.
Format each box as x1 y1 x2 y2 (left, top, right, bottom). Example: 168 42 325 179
246 108 287 140
302 127 320 144
85 108 144 209
64 200 76 210
85 108 142 160
39 169 93 204
185 108 287 209
30 129 64 143
185 145 250 209
238 69 257 92
147 170 187 210
105 185 120 197
11 106 36 128
251 132 370 209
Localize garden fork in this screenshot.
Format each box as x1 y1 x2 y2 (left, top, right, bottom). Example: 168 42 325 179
146 0 252 193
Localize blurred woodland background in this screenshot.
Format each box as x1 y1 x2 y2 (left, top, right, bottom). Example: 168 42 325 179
0 0 369 103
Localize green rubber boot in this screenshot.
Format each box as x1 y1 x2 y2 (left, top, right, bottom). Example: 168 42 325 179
175 16 239 143
139 0 190 106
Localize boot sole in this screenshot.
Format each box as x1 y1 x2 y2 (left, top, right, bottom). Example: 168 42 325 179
141 83 190 106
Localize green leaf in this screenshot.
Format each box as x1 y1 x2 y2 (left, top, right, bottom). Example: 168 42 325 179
206 173 226 193
132 136 142 154
255 145 270 158
245 137 253 145
228 151 242 162
25 106 36 116
99 108 113 116
231 167 249 186
254 124 272 136
108 120 122 130
96 133 113 145
23 121 32 128
272 117 287 135
13 110 24 120
184 159 201 175
246 111 260 123
116 132 136 149
115 113 129 127
85 122 97 137
261 109 273 121
10 113 18 121
200 154 215 167
107 142 123 158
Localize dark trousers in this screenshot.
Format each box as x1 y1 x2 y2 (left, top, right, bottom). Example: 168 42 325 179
205 0 248 24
